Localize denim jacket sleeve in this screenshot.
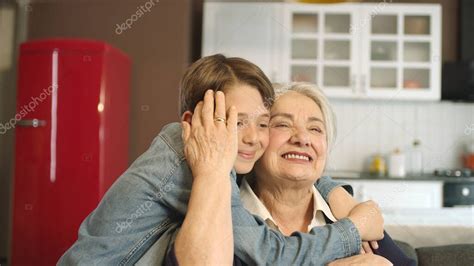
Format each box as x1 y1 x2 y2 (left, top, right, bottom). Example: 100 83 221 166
316 175 354 202
58 123 360 266
58 123 191 265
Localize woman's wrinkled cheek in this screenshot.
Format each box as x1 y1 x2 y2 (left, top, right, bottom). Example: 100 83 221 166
313 137 327 157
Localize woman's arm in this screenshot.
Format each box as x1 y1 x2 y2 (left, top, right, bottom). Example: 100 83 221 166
174 172 233 264
174 90 237 265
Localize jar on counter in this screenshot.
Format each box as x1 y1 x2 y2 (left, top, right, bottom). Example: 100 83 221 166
369 154 387 176
389 148 406 177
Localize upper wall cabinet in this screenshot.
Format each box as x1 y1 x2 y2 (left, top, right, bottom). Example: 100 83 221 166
202 2 441 101
202 3 285 82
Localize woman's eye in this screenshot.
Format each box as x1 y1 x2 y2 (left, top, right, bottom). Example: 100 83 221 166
237 121 244 127
275 123 289 128
310 127 323 133
259 123 269 128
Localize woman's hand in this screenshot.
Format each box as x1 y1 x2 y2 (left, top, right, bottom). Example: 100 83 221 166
181 90 238 180
175 90 237 265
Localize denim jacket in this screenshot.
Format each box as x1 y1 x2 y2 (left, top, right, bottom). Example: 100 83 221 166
58 122 361 266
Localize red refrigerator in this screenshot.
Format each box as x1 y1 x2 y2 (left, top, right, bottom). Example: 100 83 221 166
11 39 131 265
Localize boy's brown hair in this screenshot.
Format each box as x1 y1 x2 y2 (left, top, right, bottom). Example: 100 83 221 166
179 54 274 115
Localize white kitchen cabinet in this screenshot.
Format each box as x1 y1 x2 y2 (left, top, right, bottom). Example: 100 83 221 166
338 179 443 209
202 2 285 82
202 2 441 101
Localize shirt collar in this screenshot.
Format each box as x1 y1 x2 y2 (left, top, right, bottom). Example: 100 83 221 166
239 177 337 232
239 177 275 223
310 183 337 224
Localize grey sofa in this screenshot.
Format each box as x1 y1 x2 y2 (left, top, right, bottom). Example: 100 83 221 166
395 240 474 266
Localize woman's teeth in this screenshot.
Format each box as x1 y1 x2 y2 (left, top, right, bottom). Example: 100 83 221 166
283 153 310 161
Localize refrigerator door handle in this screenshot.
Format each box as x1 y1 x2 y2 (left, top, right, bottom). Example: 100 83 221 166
17 119 47 127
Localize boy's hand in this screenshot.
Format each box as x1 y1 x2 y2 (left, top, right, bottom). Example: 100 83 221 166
324 183 384 247
348 200 384 241
327 187 358 219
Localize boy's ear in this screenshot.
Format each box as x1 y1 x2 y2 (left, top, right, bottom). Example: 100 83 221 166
181 111 193 124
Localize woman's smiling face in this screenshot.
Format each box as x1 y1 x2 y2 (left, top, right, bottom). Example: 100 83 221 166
224 83 270 174
255 91 328 185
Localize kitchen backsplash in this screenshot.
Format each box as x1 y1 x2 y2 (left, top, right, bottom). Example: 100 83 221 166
326 100 474 173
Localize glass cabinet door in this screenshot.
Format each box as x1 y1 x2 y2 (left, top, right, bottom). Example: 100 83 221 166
321 14 352 90
369 14 399 91
362 5 440 100
402 15 432 91
288 4 359 97
290 12 320 84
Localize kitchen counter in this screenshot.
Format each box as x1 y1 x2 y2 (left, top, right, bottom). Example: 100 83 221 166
325 171 474 183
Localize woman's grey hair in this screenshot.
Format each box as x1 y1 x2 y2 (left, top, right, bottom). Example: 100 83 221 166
273 82 337 150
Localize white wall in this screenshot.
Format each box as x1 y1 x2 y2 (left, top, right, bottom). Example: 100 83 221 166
326 100 474 173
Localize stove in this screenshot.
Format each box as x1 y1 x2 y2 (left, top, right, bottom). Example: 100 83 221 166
436 168 474 207
434 168 472 177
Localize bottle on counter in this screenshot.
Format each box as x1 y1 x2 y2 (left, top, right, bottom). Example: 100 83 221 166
408 139 423 176
389 148 406 177
369 154 386 177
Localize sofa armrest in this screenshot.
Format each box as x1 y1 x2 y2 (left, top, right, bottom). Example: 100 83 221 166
416 244 474 266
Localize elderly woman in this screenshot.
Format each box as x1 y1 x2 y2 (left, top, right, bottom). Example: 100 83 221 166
239 82 415 265
241 83 342 235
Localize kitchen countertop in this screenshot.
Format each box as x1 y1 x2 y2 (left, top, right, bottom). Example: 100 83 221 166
324 171 474 183
383 207 474 226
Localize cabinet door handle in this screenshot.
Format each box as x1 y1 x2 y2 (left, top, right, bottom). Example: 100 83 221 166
351 74 358 94
17 119 47 128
